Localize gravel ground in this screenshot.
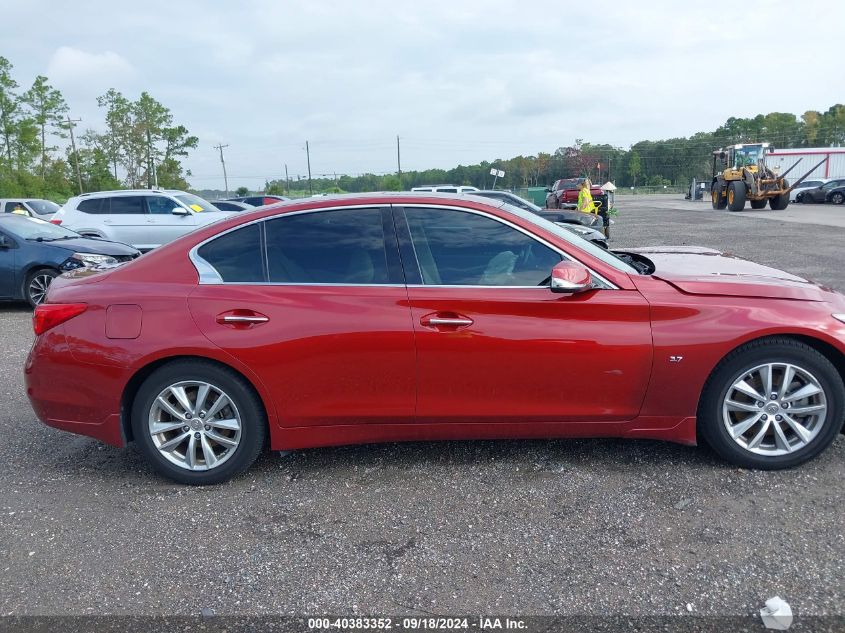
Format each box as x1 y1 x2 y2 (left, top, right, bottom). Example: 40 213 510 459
0 195 843 620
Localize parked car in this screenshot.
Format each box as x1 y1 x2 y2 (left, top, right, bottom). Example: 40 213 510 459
824 184 845 205
411 185 479 193
212 200 255 212
225 195 289 206
26 193 845 484
545 178 603 209
796 179 845 203
464 190 607 248
0 214 139 306
0 198 61 220
51 189 234 251
788 179 829 202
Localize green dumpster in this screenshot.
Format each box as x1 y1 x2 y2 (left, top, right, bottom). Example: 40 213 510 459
527 187 548 207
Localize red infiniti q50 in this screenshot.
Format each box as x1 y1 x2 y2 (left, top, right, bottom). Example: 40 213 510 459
25 194 845 484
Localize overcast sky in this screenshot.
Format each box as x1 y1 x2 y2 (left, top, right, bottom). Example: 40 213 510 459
4 0 844 189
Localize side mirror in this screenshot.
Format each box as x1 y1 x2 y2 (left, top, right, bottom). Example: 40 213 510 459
545 187 552 193
171 206 190 216
549 260 592 294
0 235 8 249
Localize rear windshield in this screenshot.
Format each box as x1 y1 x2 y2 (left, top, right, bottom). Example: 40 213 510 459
28 200 60 214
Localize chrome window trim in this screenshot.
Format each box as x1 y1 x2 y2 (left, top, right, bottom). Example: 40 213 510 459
399 203 617 290
189 202 617 290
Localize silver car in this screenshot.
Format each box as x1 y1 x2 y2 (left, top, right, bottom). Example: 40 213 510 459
0 198 61 220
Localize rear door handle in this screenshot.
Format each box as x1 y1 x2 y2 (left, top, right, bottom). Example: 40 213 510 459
215 310 270 328
427 317 472 326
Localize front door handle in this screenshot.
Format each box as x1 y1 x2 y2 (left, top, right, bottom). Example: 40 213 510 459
215 310 270 328
420 312 474 330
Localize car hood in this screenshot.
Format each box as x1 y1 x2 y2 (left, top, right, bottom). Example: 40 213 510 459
41 236 140 257
626 246 829 301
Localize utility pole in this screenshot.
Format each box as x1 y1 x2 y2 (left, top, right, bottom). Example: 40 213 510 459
66 116 83 194
214 143 229 196
397 135 402 188
284 163 290 195
305 140 313 195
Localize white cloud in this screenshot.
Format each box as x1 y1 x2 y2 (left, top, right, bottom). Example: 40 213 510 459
47 47 135 86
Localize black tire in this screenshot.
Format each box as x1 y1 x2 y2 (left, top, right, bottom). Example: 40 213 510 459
770 192 790 211
750 199 768 209
131 360 267 485
698 338 845 470
830 192 845 205
801 193 814 204
24 268 58 307
727 181 746 211
711 182 727 209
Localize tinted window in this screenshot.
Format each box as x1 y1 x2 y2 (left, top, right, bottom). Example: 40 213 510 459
404 207 561 286
264 209 389 284
243 197 264 206
77 198 105 214
109 196 146 215
147 196 177 214
212 201 241 211
197 224 264 282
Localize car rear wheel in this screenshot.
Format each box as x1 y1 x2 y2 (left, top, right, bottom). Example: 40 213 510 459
131 360 267 484
698 338 844 469
801 193 814 203
831 192 844 205
25 268 58 307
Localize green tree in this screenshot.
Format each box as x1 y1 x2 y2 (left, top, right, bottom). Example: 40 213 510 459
21 75 68 181
0 56 20 169
235 186 249 196
627 151 642 186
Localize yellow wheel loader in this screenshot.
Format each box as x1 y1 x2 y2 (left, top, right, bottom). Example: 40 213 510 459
710 143 827 212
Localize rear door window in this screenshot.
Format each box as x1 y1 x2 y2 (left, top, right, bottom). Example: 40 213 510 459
264 208 391 284
109 196 147 215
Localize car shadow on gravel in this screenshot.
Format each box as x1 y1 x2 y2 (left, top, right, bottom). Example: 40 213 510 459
31 431 726 488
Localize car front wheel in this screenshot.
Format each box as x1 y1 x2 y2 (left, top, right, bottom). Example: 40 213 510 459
698 338 844 469
131 360 267 484
25 268 58 307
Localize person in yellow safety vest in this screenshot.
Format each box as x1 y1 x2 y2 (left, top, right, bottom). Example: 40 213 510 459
576 179 595 215
12 204 29 216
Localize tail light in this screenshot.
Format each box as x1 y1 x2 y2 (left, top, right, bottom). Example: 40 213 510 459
33 303 87 335
50 219 62 225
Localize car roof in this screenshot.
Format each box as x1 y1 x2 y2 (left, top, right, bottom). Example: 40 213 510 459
75 189 189 198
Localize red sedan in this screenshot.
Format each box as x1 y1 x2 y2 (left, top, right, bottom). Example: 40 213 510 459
25 194 845 484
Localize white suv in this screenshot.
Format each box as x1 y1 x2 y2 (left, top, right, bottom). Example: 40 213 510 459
52 190 233 251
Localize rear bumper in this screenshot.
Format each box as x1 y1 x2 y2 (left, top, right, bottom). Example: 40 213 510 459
25 328 126 447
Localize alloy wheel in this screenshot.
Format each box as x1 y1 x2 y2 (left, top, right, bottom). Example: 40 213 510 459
28 273 54 305
148 381 242 471
722 362 827 456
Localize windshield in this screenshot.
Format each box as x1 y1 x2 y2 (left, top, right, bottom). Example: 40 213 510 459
27 200 60 214
175 194 219 213
499 202 639 275
1 215 79 240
